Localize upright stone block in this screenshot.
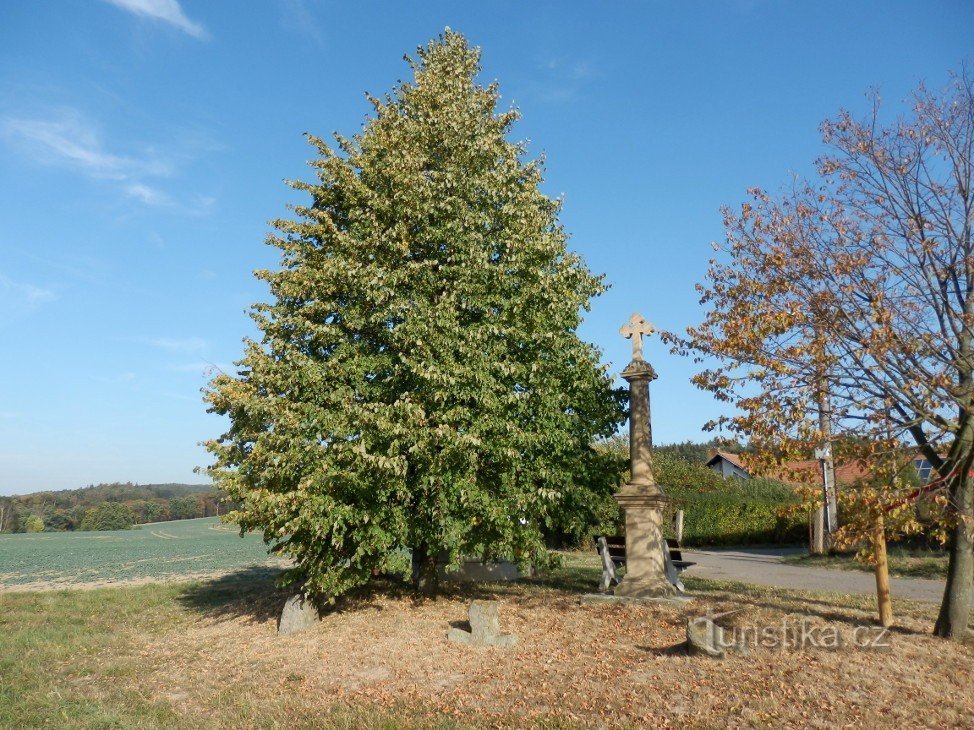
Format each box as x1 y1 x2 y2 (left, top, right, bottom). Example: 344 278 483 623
278 593 319 636
447 600 517 648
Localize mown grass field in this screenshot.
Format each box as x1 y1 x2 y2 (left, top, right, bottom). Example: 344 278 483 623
0 518 284 590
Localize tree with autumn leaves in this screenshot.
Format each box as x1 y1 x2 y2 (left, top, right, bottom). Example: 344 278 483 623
204 32 625 601
678 68 974 639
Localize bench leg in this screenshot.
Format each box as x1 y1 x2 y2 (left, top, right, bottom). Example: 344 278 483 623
663 538 686 593
596 537 619 593
600 568 612 592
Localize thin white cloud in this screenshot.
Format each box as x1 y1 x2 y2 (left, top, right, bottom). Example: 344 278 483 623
1 110 174 206
1 113 169 179
187 194 216 216
531 57 599 104
0 275 57 307
543 59 596 81
137 336 208 353
104 0 209 39
0 275 56 327
279 0 324 47
125 182 172 206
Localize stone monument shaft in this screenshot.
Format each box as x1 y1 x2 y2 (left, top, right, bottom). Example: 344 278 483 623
613 312 675 598
627 357 654 487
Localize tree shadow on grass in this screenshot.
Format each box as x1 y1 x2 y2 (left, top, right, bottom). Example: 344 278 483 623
683 579 933 636
175 565 545 627
516 566 602 595
177 566 289 624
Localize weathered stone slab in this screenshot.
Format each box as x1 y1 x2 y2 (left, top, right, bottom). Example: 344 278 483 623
685 615 748 658
447 600 517 648
278 593 319 636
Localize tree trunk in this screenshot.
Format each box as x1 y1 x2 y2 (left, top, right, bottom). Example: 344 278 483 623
810 506 825 555
934 471 973 639
817 377 838 533
412 543 440 595
872 512 893 627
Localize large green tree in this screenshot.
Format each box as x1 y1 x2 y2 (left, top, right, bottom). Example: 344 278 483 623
204 31 625 600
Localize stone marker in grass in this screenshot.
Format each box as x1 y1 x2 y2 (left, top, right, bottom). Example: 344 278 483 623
685 613 748 658
447 600 517 648
279 593 319 636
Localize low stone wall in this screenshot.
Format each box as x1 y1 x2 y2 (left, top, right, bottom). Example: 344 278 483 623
440 558 521 582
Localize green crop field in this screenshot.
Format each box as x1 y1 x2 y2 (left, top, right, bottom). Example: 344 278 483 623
0 518 285 590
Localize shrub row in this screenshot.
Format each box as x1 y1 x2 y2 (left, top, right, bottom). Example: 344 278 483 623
581 448 805 547
664 488 805 547
654 452 804 546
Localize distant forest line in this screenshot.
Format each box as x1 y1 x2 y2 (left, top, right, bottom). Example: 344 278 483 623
0 440 739 533
0 482 230 533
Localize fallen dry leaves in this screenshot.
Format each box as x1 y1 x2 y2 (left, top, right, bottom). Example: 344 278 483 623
115 576 974 728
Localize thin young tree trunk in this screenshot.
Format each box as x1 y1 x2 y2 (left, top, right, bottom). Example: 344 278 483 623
872 512 893 627
817 376 837 534
811 506 825 555
934 471 973 639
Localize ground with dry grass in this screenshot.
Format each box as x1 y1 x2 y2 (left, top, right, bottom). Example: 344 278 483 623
1 553 972 728
784 546 949 579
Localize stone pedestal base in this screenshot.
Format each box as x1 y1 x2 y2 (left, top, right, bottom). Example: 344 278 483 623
614 575 676 598
614 486 675 598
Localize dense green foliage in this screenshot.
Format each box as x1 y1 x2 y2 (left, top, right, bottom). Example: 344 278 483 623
656 452 802 546
205 31 626 600
654 439 745 465
22 515 43 533
589 439 801 547
78 502 135 532
664 489 804 546
0 483 224 533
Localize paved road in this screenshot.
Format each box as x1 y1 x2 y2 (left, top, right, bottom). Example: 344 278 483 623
681 547 946 603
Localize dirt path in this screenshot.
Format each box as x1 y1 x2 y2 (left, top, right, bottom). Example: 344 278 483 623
682 547 946 603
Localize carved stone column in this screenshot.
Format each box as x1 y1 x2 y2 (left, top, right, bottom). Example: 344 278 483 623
613 314 675 598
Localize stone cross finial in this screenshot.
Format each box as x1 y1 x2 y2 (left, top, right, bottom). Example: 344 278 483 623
619 312 654 361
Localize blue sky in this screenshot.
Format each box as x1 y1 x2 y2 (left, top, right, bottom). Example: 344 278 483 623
0 1 970 494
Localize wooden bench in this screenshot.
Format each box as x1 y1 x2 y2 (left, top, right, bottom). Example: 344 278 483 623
595 535 695 593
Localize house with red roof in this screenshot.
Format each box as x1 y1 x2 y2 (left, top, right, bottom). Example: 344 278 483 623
705 450 751 480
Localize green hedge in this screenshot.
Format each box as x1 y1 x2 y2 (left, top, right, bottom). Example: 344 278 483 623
654 453 804 546
664 488 805 547
585 443 806 547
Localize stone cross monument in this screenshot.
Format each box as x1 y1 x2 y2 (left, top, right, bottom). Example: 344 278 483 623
613 312 675 598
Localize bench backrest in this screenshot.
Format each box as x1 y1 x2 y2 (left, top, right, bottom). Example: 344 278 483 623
596 535 684 561
665 537 684 562
595 535 626 562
